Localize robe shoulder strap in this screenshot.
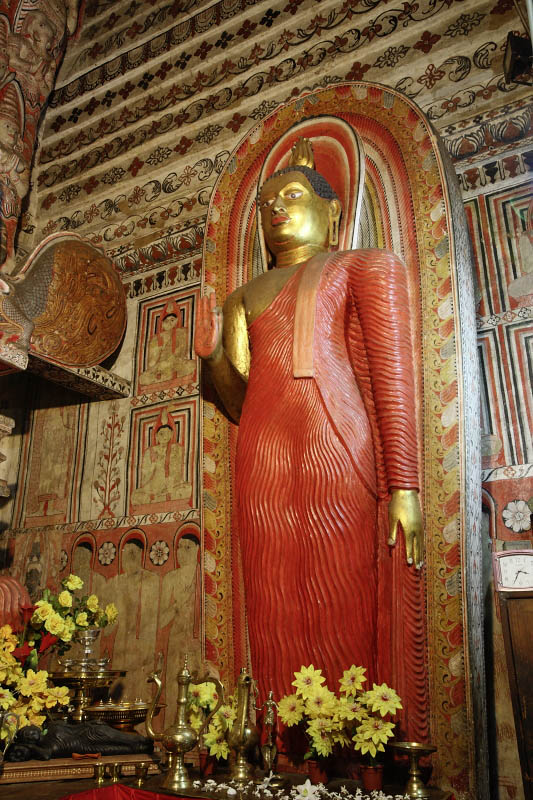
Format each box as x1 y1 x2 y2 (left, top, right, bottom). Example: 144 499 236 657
292 252 330 378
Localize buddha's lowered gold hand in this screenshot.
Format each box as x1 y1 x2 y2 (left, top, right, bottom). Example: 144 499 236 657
195 292 222 361
388 489 424 568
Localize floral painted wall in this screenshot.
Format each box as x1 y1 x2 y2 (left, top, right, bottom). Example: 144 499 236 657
0 0 532 796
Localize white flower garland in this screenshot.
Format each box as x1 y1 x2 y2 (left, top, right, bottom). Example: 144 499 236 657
192 774 409 800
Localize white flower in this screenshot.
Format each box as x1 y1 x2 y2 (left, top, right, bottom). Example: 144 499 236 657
294 779 321 800
227 790 237 797
149 540 170 565
502 500 532 532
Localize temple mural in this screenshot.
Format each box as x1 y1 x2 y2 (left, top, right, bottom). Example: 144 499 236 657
0 0 531 797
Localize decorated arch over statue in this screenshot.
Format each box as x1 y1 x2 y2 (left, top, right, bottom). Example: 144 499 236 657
198 82 482 796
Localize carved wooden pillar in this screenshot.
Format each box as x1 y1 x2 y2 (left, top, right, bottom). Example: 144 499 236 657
0 412 14 497
0 0 80 272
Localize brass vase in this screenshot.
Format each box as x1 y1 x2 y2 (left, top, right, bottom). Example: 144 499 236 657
146 657 223 793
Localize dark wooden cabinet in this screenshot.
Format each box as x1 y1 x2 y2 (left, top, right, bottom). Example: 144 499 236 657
499 590 533 800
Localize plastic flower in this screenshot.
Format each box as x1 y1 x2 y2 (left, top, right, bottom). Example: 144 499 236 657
203 727 230 759
292 665 325 698
18 669 49 697
358 715 395 745
58 590 73 608
337 695 368 722
294 779 321 800
64 574 84 591
33 600 54 621
352 730 385 759
304 685 337 718
306 717 334 757
76 612 89 627
44 685 70 707
0 687 15 710
44 613 65 636
364 683 403 717
278 693 304 726
339 664 366 696
86 595 99 613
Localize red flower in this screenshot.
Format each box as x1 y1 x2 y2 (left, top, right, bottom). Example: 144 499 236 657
39 632 59 653
20 604 36 625
13 641 32 665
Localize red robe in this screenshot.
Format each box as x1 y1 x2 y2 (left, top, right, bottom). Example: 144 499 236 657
235 250 419 702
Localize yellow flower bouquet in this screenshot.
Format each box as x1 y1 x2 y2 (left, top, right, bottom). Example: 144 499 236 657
277 664 402 766
0 624 69 754
199 691 237 760
14 574 118 673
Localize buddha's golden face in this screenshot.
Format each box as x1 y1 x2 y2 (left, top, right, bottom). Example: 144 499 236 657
259 171 334 256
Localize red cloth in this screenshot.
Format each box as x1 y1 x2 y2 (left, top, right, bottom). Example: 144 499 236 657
59 785 189 799
235 250 420 701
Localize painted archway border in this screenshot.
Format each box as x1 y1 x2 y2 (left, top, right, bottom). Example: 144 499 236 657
199 82 483 797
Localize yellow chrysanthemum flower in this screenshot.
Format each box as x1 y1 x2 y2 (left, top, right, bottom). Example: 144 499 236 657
58 590 73 608
278 693 304 727
292 665 325 699
64 574 84 591
364 683 403 717
86 595 99 613
338 665 366 696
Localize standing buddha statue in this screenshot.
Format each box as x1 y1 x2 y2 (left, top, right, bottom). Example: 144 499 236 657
195 137 423 703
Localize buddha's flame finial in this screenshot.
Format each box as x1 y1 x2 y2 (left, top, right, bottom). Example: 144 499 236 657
289 138 315 169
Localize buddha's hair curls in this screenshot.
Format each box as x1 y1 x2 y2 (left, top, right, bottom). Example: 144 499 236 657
262 165 339 202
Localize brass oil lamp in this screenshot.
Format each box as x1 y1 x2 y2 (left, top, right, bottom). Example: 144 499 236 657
228 668 259 784
146 656 223 793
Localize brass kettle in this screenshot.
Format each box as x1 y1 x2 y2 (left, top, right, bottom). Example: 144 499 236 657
228 668 259 784
146 656 223 792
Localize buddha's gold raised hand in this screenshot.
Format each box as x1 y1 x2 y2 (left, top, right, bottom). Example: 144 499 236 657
195 292 222 361
388 489 424 569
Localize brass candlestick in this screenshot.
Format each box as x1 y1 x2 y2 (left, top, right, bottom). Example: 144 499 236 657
389 741 437 799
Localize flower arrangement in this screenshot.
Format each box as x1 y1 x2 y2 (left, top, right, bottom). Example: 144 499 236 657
14 574 118 672
198 690 237 760
277 664 402 764
0 624 70 754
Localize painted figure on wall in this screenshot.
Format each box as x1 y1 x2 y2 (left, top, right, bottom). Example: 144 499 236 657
138 299 196 389
159 532 201 724
195 137 423 702
104 538 158 702
131 408 191 507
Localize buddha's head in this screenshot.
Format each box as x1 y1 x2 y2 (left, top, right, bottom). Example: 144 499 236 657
259 138 341 263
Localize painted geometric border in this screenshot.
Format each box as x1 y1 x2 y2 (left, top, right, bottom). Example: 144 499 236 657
199 82 481 795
